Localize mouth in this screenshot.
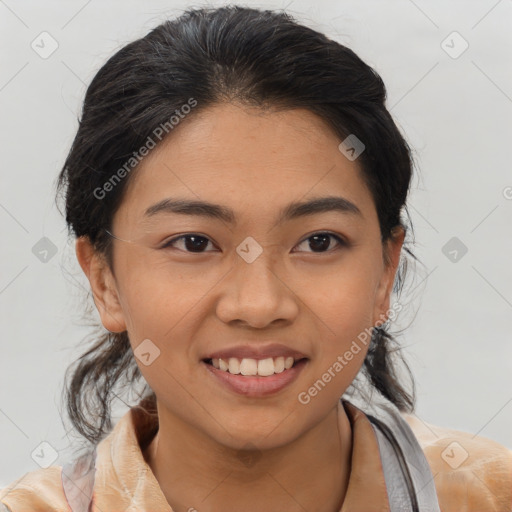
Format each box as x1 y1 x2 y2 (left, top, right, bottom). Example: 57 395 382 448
202 356 309 397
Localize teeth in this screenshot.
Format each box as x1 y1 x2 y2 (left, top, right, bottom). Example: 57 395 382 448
228 358 241 375
257 358 275 377
240 358 258 376
274 357 285 373
210 356 300 376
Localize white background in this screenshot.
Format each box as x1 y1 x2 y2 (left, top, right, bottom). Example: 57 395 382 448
1 0 511 486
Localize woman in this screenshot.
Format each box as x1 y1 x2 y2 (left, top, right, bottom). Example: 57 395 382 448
1 5 510 511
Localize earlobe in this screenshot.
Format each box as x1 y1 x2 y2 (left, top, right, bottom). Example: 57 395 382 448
75 237 127 333
373 227 405 326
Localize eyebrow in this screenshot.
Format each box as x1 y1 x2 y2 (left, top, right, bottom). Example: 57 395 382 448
143 195 363 227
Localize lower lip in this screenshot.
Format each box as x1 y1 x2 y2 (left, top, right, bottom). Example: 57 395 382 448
203 359 308 397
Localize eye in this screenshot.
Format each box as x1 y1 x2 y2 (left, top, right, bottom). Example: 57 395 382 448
294 232 346 253
161 234 217 253
161 231 347 254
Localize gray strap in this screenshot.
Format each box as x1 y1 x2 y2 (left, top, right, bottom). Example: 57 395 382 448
370 423 411 508
365 400 441 512
61 448 97 512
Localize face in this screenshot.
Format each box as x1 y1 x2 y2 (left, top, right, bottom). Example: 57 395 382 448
77 102 404 451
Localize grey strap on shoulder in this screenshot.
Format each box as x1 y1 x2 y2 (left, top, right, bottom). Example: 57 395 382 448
362 398 441 512
61 447 97 512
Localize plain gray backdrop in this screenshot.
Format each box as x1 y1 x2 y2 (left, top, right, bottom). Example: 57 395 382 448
1 0 511 485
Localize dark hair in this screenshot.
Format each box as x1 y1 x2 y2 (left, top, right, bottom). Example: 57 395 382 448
56 4 420 448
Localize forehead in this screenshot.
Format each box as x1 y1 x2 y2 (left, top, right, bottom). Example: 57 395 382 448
115 103 376 227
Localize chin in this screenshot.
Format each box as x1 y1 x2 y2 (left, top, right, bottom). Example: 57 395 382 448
204 410 306 453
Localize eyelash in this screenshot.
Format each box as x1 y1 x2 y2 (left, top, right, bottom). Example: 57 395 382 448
160 231 347 254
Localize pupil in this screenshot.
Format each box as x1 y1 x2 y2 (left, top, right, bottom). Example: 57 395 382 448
185 235 208 252
309 234 330 252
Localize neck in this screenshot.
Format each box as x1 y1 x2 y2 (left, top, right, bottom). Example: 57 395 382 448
144 401 353 512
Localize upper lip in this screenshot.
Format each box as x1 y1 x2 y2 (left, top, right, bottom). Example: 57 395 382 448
202 343 308 361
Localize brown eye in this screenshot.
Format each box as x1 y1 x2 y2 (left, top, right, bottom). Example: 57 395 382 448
294 232 346 253
162 234 216 253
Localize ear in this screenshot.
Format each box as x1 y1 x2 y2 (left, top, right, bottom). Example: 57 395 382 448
372 226 405 326
75 236 127 333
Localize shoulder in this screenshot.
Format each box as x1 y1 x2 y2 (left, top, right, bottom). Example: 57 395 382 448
403 413 512 512
0 465 69 511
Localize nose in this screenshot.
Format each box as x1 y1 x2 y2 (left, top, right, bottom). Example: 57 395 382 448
215 248 299 329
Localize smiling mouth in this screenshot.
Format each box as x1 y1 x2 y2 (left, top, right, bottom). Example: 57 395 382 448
203 356 308 377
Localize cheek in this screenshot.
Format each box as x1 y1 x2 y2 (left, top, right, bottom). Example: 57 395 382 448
300 258 378 382
303 260 378 330
116 254 196 328
116 266 215 383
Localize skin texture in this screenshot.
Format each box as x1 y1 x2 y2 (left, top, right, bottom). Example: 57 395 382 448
76 102 405 511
